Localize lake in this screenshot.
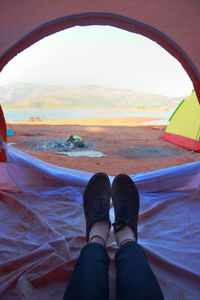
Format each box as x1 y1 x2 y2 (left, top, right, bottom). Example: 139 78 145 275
4 109 171 125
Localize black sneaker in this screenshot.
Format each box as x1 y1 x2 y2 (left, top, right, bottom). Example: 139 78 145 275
112 174 140 241
83 172 111 243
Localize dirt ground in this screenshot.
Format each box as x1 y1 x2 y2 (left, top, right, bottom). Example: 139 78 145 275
8 116 200 176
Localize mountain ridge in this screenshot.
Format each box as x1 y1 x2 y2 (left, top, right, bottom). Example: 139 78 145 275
1 82 184 111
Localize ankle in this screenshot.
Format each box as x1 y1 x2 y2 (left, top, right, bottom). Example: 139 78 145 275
119 238 134 247
115 226 136 247
89 221 110 246
90 235 106 247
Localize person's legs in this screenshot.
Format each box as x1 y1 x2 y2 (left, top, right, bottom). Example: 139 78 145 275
115 241 164 300
63 173 111 300
112 174 164 300
63 242 110 300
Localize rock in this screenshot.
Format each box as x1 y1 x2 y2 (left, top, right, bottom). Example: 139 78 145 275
33 139 93 152
74 140 84 148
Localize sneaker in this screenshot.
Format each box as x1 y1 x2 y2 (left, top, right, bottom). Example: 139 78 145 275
83 172 111 243
112 174 140 241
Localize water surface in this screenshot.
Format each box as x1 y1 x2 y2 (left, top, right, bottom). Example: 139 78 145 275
4 109 170 124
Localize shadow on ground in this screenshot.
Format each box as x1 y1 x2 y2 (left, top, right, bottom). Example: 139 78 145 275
120 146 184 159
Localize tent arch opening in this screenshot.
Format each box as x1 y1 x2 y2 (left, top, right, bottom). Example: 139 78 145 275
0 12 200 102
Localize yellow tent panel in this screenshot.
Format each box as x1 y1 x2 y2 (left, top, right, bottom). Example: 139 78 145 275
162 91 200 151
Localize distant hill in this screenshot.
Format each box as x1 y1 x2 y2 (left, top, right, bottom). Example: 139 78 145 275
1 82 184 111
0 83 60 103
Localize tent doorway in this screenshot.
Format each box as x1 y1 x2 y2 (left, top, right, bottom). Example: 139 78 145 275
1 24 196 171
0 12 200 102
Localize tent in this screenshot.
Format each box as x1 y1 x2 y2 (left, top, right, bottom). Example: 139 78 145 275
0 105 14 142
0 1 200 299
0 105 13 138
1 140 200 300
162 90 200 152
0 105 7 162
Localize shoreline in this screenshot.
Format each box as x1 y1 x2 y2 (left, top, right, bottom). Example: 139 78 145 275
9 116 168 127
3 107 173 113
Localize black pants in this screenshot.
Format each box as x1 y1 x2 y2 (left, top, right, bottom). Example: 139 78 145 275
63 241 164 300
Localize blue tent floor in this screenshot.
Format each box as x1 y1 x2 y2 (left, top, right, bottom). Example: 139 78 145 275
0 144 199 299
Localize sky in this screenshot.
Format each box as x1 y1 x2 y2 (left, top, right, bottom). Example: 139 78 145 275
0 25 193 97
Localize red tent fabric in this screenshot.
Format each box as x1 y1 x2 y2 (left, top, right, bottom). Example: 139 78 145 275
0 0 200 101
0 105 7 162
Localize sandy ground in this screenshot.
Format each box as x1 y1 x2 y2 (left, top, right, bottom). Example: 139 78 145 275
8 116 200 176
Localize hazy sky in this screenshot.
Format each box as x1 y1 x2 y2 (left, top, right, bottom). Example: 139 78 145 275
0 25 193 97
